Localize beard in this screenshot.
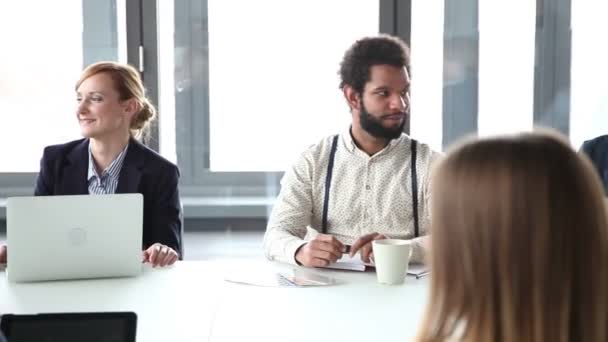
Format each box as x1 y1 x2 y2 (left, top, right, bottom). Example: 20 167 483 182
359 100 406 140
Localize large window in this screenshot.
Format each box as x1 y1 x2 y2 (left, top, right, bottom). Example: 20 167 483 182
570 0 608 149
3 0 607 220
413 0 537 148
207 1 378 171
477 1 536 136
0 1 125 173
410 0 591 151
169 0 379 175
410 1 444 151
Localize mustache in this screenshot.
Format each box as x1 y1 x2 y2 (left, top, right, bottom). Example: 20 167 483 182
381 112 407 120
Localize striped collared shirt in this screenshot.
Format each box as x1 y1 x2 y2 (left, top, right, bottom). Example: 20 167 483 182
87 143 129 195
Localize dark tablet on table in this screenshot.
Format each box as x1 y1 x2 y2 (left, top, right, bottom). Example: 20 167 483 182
0 311 136 342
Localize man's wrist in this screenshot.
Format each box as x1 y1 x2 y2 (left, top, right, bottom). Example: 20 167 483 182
294 243 307 266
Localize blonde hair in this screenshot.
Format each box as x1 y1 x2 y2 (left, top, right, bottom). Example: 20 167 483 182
76 61 156 141
418 130 608 342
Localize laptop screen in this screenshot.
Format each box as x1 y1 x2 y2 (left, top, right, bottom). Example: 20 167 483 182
0 312 137 342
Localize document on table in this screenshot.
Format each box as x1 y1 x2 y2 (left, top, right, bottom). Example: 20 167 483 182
407 263 430 279
324 254 429 278
323 254 370 271
224 268 338 287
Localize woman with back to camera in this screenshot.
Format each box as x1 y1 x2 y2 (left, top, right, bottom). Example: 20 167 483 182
0 61 182 267
417 130 608 341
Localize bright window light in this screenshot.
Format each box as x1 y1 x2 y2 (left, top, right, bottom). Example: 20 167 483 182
0 2 84 172
208 0 378 171
478 0 536 136
570 0 608 149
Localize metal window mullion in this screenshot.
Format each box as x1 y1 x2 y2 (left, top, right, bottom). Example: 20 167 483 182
126 0 160 151
442 0 479 149
533 0 571 135
191 0 211 182
379 0 412 134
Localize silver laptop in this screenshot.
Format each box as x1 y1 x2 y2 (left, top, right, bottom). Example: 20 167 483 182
6 194 143 282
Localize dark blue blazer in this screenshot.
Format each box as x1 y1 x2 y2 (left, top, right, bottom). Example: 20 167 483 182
34 138 183 258
581 134 608 194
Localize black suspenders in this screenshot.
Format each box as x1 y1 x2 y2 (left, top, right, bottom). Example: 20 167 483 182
410 140 420 238
321 135 420 238
321 135 339 234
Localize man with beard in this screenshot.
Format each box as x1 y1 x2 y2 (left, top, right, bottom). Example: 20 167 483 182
263 35 440 267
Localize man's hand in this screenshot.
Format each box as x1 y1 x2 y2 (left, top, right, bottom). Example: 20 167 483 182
350 232 387 263
295 234 344 267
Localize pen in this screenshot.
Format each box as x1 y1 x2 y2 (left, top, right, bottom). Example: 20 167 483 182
415 271 430 279
342 244 351 254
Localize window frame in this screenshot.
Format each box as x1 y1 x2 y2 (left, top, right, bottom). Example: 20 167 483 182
170 0 404 202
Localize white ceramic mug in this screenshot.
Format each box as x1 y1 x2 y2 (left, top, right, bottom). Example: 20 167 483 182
372 239 412 285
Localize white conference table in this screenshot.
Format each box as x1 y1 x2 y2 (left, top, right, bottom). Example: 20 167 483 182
0 260 428 341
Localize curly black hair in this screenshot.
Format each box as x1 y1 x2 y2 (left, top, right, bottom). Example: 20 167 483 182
338 34 411 94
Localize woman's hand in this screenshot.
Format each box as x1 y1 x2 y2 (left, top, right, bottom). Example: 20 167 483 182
0 245 6 264
143 243 178 267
